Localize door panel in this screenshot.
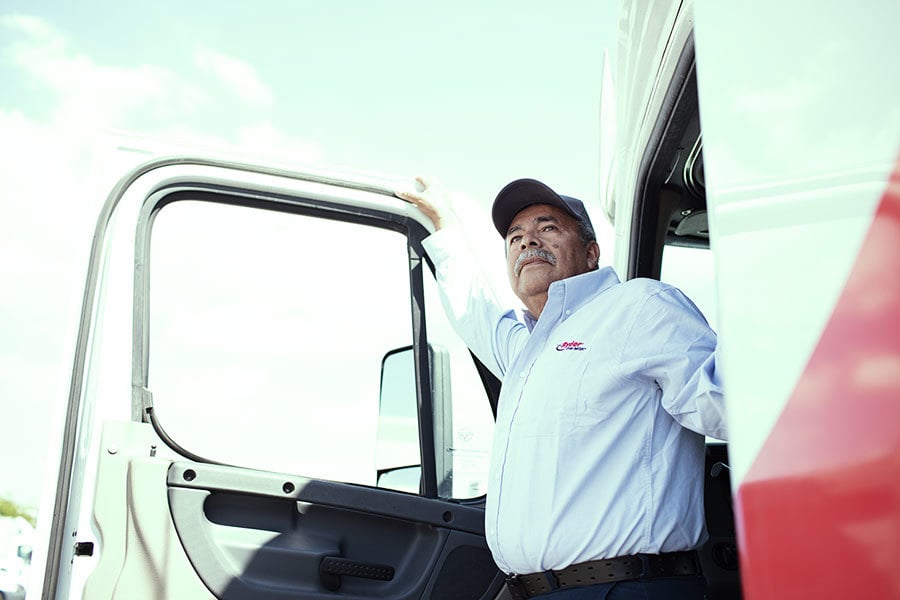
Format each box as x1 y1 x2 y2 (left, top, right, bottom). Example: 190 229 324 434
167 461 495 599
85 421 218 600
88 423 503 599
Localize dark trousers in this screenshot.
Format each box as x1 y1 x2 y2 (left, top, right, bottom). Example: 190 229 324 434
533 575 709 599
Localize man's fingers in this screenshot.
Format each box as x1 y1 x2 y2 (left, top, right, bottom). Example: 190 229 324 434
396 175 432 202
393 176 449 230
396 191 420 204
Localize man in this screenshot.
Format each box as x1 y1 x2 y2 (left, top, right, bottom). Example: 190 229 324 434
397 177 726 599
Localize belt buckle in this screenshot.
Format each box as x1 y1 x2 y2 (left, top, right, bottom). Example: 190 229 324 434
505 575 528 600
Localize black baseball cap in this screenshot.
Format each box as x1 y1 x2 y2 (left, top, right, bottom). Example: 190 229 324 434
492 178 595 239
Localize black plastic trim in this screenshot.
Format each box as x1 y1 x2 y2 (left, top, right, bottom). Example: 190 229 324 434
167 462 487 535
629 34 701 280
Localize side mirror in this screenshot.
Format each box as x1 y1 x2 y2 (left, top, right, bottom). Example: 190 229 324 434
376 345 452 496
375 465 421 494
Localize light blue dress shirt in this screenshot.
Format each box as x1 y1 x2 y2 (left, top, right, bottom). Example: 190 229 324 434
423 227 726 575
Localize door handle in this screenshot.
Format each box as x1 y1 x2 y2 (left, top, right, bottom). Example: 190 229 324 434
319 556 395 591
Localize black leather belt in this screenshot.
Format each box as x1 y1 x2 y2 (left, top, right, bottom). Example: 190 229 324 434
505 551 700 599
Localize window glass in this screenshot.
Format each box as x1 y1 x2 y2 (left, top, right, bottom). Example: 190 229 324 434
148 200 414 486
370 257 496 499
148 199 494 499
422 272 494 499
660 245 717 329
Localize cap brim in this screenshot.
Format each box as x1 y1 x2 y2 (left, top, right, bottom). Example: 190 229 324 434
492 178 575 237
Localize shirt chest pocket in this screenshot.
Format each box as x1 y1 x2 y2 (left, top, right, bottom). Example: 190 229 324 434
513 353 613 438
574 359 621 430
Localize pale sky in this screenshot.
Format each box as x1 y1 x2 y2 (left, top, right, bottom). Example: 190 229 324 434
0 2 618 509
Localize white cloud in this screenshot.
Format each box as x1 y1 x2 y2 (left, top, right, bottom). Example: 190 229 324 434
2 14 203 128
1 14 61 50
1 16 288 146
0 13 324 185
194 43 274 108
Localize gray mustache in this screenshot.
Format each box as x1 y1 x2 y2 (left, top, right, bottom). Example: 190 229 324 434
514 249 557 276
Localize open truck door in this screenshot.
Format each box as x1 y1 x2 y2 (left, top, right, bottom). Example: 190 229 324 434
39 159 500 600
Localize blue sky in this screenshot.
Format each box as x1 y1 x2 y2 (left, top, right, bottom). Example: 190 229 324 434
0 2 617 508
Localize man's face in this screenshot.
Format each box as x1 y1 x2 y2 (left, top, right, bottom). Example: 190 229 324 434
505 204 600 305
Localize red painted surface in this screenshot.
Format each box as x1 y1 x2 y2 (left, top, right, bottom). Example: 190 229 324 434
736 158 900 600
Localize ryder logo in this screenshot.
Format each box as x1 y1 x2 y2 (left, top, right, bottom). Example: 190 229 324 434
556 340 586 351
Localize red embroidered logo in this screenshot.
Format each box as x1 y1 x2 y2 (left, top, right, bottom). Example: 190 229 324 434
556 340 586 351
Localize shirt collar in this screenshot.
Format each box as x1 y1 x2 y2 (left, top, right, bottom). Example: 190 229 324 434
522 267 620 332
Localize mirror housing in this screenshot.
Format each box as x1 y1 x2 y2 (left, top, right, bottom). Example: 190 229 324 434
376 345 452 496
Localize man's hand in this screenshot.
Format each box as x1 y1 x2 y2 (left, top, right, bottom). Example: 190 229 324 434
395 176 454 230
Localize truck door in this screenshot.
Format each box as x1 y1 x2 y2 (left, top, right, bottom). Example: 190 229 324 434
41 158 501 600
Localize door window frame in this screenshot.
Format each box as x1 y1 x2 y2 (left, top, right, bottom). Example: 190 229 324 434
132 186 448 496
